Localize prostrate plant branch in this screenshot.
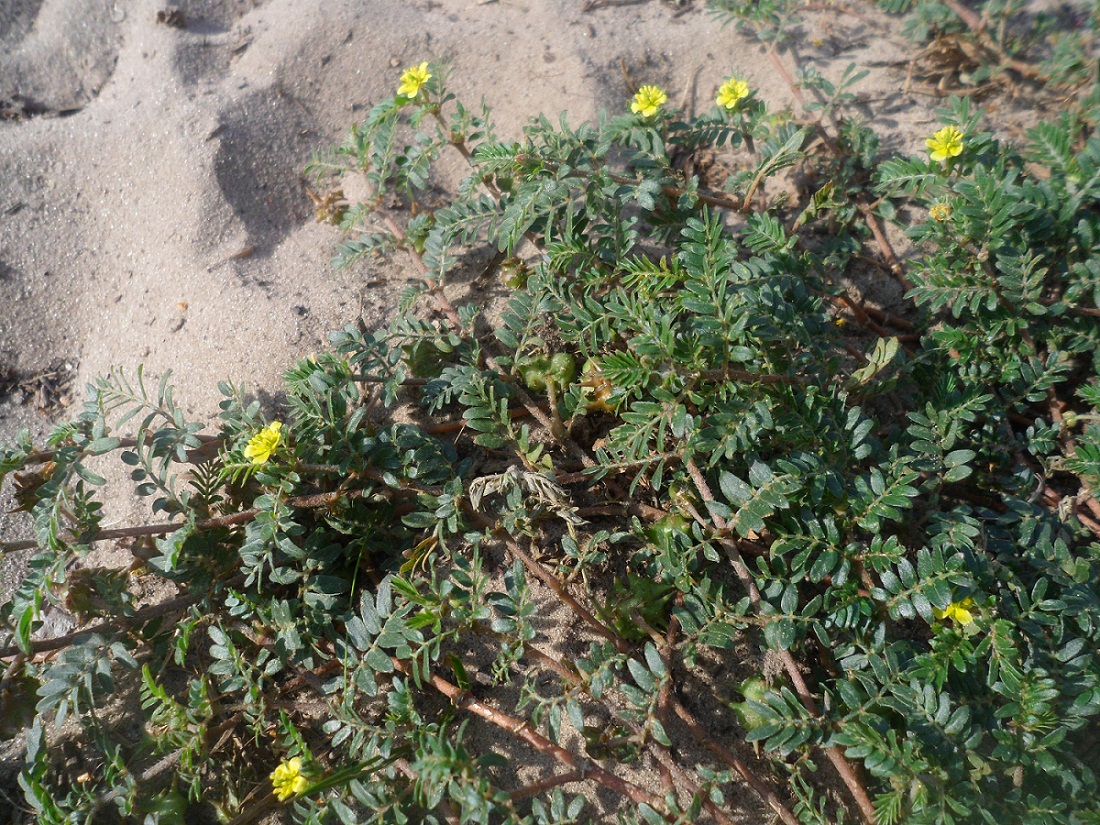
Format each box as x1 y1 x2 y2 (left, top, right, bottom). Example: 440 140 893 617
507 769 585 802
458 465 804 820
939 0 1040 80
391 657 674 815
668 697 801 825
684 458 878 825
487 525 802 824
0 478 405 557
503 535 626 652
0 590 207 659
481 603 801 825
771 39 916 297
769 28 1100 539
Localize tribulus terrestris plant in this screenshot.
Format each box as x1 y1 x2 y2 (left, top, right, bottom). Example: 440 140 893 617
2 9 1100 825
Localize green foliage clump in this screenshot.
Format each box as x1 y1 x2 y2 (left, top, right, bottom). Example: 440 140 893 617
3 23 1100 825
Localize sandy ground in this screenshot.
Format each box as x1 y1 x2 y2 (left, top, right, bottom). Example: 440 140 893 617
0 0 1086 819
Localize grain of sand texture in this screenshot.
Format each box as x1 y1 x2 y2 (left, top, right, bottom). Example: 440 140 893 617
0 0 1084 818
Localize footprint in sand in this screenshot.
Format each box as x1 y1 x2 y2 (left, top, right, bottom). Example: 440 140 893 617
0 0 123 119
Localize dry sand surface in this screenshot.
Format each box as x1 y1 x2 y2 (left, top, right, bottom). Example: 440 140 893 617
0 0 1084 818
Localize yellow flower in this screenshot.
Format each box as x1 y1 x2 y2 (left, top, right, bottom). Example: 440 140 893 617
270 757 309 802
631 85 668 119
929 202 953 222
933 597 975 626
397 62 431 98
926 126 965 164
244 421 282 465
716 77 750 110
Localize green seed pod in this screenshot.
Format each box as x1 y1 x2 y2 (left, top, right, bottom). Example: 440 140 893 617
731 677 770 732
643 514 690 553
500 257 529 289
548 353 576 387
143 788 188 824
517 354 552 391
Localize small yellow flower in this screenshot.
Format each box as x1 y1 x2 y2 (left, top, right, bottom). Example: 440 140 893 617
270 757 309 802
716 77 750 110
929 202 953 222
631 85 668 119
933 597 975 626
926 126 965 164
244 421 282 465
397 62 431 98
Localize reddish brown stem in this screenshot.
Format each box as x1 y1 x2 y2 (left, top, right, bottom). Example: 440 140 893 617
670 698 801 825
829 291 920 344
1080 490 1100 524
505 537 629 654
858 202 912 293
491 528 806 823
1049 493 1100 538
684 458 877 825
698 368 799 386
655 598 679 796
1 484 383 556
379 214 598 472
643 742 742 825
399 660 672 814
767 42 915 302
423 405 533 435
767 45 808 111
0 507 257 555
484 626 787 825
843 340 871 366
940 0 1040 78
0 590 205 660
547 632 798 822
508 770 585 802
